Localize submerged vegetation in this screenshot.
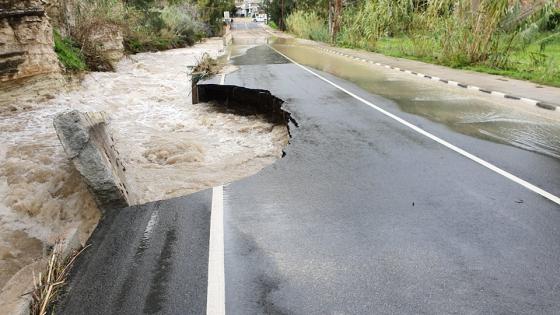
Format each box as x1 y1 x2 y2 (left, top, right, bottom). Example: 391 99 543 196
54 0 233 71
280 0 560 86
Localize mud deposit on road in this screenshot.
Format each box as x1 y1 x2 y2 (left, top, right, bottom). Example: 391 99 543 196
272 39 560 160
0 39 288 288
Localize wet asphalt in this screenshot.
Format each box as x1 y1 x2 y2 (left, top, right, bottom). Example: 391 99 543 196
58 190 212 314
59 27 560 314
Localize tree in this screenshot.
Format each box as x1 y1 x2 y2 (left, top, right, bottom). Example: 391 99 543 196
197 0 235 34
331 0 341 40
263 0 296 30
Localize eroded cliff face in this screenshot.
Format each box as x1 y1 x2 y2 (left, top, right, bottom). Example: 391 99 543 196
0 0 60 83
44 0 76 33
0 0 125 106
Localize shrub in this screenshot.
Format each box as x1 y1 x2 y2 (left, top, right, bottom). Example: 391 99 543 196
70 0 127 70
124 2 208 53
286 11 329 42
545 9 560 31
53 29 87 72
268 20 279 30
160 4 206 46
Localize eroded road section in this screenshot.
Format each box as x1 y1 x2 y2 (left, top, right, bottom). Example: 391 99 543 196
60 22 560 314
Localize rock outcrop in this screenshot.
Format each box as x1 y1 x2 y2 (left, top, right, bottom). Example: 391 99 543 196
0 0 60 83
44 0 76 32
53 110 131 210
82 24 124 69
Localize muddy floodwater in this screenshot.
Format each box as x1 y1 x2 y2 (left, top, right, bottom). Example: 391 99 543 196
0 39 288 288
272 38 560 160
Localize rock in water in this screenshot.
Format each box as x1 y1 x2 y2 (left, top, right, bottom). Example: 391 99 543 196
53 110 130 210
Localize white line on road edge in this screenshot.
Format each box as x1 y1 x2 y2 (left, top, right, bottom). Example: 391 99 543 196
207 185 225 315
208 70 227 314
268 44 560 205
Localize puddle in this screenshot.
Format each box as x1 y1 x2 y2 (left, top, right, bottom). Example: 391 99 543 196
271 38 560 160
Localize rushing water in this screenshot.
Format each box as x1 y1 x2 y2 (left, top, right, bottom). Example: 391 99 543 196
271 38 560 160
0 38 288 287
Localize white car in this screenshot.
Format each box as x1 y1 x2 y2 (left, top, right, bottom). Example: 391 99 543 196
253 14 267 23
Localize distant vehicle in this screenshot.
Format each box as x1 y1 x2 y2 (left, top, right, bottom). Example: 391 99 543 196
253 14 267 23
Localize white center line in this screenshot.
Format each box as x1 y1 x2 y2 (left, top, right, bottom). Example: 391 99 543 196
207 185 225 315
268 44 560 206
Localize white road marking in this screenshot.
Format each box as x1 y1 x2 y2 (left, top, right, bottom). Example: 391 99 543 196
520 97 539 105
310 45 552 110
268 44 560 205
207 185 225 315
207 70 227 314
491 91 506 97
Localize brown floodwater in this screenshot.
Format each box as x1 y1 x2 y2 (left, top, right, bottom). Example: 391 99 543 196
271 38 560 160
0 38 288 288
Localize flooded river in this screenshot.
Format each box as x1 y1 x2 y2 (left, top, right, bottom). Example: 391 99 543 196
0 38 288 287
271 38 560 160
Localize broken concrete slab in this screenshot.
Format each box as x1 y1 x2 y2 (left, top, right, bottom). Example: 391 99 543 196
196 84 296 126
53 110 130 210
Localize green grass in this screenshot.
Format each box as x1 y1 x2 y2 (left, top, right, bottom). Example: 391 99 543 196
268 20 279 30
370 35 560 87
53 30 87 72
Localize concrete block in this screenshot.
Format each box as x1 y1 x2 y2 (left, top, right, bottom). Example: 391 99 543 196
53 110 130 210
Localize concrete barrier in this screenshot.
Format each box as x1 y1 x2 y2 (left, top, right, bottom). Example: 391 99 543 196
53 110 130 210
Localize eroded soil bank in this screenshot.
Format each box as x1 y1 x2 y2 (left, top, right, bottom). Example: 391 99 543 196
0 38 288 289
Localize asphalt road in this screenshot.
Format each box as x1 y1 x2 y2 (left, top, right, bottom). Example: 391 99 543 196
231 19 263 30
59 25 560 314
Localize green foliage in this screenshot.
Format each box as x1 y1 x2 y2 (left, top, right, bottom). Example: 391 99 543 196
66 0 210 58
124 3 206 52
160 4 205 44
53 29 87 72
288 0 560 86
196 0 235 35
285 11 329 42
70 0 127 70
268 20 279 30
545 9 560 31
263 0 297 30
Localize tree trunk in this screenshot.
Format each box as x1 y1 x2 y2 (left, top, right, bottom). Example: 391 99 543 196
280 0 285 30
332 0 342 41
328 0 333 35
